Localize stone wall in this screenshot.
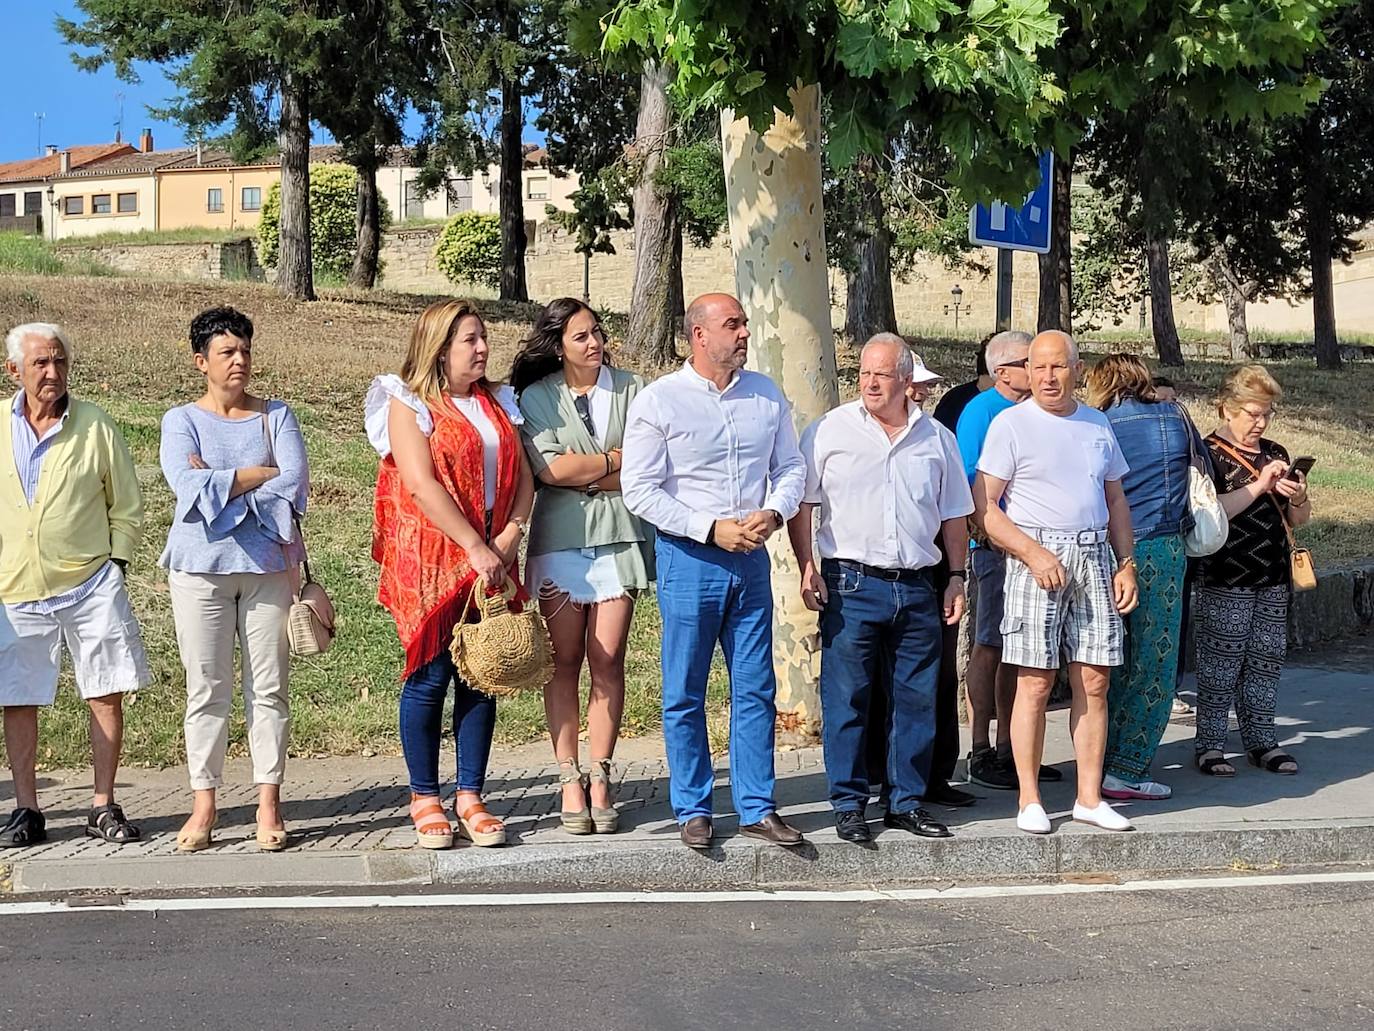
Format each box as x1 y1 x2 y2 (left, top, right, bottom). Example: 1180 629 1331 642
55 238 266 282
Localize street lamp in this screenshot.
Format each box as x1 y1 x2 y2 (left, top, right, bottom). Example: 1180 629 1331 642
944 283 971 334
45 183 55 242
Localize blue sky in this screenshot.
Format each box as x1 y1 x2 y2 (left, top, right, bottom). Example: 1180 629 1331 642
1 3 196 160
1 3 538 164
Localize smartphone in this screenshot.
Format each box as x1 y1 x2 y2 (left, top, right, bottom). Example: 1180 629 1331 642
1285 456 1316 481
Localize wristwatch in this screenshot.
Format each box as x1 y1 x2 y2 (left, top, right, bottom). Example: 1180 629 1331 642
948 568 967 580
766 509 783 529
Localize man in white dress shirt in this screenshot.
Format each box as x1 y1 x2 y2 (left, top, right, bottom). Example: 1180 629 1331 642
788 335 973 843
622 293 807 850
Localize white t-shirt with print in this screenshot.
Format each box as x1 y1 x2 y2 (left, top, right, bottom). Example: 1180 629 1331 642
977 400 1129 531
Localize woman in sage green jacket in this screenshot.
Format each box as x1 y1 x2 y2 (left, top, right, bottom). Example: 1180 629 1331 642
510 299 654 835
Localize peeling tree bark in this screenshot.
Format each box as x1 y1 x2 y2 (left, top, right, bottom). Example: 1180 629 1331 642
1036 150 1073 333
721 84 840 747
844 151 898 344
625 61 683 366
277 69 315 301
1146 232 1185 367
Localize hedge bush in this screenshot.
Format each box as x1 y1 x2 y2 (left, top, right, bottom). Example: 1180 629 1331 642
257 164 391 281
434 212 503 289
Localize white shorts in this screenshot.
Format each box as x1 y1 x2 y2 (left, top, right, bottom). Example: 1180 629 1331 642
0 566 151 706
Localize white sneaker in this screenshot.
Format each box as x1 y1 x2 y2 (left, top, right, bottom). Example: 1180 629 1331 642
1102 774 1172 800
1073 800 1135 831
1016 803 1052 835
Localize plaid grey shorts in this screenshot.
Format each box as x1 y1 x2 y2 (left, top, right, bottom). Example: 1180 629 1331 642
1000 529 1124 670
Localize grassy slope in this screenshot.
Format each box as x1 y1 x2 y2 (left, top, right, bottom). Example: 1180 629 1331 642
1 273 1370 769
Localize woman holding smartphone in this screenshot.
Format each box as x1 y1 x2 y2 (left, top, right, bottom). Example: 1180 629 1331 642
1194 365 1312 777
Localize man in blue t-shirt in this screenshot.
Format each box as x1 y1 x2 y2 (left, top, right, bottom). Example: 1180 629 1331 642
954 330 1062 792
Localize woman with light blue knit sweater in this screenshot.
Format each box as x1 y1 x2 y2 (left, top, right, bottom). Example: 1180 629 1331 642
159 307 309 854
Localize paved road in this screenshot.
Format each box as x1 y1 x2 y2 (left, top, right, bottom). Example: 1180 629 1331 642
4 876 1373 1030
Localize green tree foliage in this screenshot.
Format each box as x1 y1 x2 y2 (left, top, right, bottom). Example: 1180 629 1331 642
601 0 1065 199
434 213 504 289
658 138 729 247
258 165 392 283
58 0 396 301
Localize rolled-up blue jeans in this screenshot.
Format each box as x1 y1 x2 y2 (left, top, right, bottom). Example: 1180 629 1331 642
399 648 496 796
655 533 777 826
818 559 941 814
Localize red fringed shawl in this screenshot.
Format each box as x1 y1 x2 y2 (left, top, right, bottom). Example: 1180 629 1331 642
372 386 528 679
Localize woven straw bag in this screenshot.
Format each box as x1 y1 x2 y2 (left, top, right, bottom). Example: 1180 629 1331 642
450 580 554 698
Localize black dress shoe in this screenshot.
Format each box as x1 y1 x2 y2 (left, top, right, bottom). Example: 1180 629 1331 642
680 816 713 849
1038 763 1064 782
739 813 804 846
923 781 978 808
0 807 47 848
883 808 952 839
834 810 872 843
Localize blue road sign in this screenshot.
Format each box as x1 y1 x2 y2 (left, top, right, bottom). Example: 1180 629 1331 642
969 152 1054 254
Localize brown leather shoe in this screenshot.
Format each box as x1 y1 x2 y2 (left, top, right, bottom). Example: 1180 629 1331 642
739 812 804 846
680 816 713 849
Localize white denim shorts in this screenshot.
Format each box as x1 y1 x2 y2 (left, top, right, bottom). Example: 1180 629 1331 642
0 565 150 705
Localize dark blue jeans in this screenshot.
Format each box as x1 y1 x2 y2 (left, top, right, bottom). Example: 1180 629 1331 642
655 534 778 825
399 649 496 796
819 560 941 815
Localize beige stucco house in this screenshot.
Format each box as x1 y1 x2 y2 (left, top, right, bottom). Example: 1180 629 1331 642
0 141 137 237
156 148 282 231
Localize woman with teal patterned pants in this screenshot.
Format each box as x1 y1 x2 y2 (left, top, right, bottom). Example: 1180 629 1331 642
1103 535 1186 789
1086 354 1205 801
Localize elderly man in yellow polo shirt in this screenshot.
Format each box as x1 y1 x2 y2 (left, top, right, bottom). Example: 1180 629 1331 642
1 322 149 849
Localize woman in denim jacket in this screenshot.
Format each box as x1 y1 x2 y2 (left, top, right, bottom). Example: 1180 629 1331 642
1086 354 1205 802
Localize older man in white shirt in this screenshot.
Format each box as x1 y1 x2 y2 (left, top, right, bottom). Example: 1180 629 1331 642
788 335 973 844
622 293 807 850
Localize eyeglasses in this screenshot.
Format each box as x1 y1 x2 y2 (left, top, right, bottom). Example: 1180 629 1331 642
1236 406 1276 424
574 392 597 439
997 358 1029 369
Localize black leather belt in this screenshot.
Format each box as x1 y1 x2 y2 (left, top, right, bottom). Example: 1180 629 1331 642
827 558 932 584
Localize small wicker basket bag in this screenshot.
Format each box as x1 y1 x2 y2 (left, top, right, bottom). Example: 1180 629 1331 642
450 580 554 698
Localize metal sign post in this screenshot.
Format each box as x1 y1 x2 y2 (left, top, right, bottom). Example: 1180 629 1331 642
970 152 1055 332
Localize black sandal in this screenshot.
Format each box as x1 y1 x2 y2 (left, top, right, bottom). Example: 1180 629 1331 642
1196 751 1236 777
0 807 47 848
86 803 141 843
1247 748 1299 775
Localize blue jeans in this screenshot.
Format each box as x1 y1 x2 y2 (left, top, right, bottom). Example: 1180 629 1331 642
818 560 941 814
399 649 496 796
655 534 778 826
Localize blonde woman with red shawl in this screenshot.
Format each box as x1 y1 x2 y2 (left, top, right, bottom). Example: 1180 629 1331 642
365 300 534 849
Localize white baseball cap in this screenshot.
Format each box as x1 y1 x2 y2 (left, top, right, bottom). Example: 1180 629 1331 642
911 353 943 384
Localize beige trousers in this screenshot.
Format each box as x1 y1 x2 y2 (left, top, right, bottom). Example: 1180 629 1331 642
168 570 292 789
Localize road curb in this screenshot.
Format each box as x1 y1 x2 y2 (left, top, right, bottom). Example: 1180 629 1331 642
5 822 1373 896
428 820 1374 889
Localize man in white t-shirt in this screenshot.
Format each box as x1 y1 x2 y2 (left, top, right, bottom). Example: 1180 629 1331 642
973 331 1139 836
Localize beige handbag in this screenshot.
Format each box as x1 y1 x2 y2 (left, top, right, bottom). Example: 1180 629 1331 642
450 579 553 698
261 404 337 655
287 519 337 655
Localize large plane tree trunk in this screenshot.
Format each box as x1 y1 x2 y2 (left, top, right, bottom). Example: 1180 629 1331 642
497 5 528 303
1303 116 1342 370
721 84 840 747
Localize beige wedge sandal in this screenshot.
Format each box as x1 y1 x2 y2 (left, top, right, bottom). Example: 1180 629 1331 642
588 757 620 834
558 758 593 835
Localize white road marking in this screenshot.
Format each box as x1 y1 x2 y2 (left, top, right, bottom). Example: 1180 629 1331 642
2 868 1373 917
